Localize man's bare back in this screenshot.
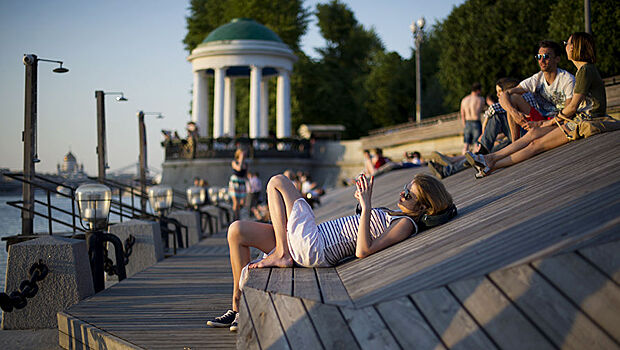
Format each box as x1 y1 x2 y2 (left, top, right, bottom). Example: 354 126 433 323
461 92 485 122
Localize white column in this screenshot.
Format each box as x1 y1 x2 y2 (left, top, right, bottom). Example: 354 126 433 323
260 78 269 137
213 67 225 138
223 76 236 137
249 65 262 138
276 69 291 138
191 70 209 137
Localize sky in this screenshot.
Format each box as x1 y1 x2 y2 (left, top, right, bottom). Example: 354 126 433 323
0 0 465 176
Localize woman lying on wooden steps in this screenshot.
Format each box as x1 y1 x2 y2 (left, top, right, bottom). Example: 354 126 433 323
466 32 617 178
206 172 456 332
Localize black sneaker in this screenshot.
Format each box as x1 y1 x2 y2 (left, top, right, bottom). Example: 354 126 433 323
229 312 239 332
206 310 237 328
427 161 445 179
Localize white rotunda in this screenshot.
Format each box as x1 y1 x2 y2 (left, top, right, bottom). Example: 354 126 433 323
188 18 297 139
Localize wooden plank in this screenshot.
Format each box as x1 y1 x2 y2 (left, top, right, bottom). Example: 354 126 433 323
411 287 497 350
532 252 620 342
315 268 352 307
339 306 400 350
244 287 290 350
267 268 293 295
293 268 321 301
448 276 554 350
237 291 260 350
302 299 360 350
489 264 618 349
578 239 620 284
271 293 324 350
375 296 446 350
245 267 271 291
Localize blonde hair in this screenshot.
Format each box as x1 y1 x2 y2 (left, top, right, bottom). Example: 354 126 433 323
234 149 244 161
569 32 596 63
390 173 453 221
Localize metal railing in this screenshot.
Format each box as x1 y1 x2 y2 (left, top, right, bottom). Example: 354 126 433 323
164 137 311 160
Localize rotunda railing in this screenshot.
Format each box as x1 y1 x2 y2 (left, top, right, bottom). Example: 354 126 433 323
163 137 311 160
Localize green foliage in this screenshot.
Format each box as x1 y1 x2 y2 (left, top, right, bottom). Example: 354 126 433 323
547 0 620 77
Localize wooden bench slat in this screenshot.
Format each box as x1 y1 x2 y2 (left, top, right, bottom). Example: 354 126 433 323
302 299 360 350
448 275 554 350
375 296 446 350
243 287 291 350
238 291 261 350
293 268 321 301
267 268 293 295
245 268 271 291
489 264 617 349
411 286 497 349
532 251 620 342
578 238 620 285
339 306 401 350
271 293 324 350
315 268 353 307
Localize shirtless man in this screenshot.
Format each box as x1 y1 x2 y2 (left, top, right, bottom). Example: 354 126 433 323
460 82 485 154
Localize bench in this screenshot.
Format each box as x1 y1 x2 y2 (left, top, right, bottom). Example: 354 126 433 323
240 131 620 349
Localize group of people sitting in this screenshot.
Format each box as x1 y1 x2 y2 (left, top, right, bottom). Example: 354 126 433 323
205 32 615 333
428 32 611 179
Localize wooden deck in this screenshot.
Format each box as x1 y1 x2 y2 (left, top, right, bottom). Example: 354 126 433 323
58 233 237 350
241 131 620 349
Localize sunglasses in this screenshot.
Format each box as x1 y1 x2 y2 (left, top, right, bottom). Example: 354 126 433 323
535 53 551 61
401 184 414 201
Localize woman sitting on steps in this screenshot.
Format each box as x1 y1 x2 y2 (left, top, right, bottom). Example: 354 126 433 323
206 172 455 331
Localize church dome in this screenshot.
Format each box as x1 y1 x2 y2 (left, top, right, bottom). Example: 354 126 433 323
201 18 283 44
64 151 76 162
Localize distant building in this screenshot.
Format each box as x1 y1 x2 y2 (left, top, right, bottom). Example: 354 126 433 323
57 151 86 180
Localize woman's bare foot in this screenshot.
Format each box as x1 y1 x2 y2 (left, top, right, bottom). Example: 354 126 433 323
249 252 293 268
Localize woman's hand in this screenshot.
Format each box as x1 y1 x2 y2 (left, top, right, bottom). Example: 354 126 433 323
354 174 374 211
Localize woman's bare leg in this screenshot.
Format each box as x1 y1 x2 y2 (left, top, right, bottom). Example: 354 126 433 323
227 220 276 311
485 125 555 169
493 127 569 170
231 196 240 221
249 174 303 268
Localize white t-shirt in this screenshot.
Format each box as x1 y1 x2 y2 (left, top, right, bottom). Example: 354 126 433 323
519 69 575 116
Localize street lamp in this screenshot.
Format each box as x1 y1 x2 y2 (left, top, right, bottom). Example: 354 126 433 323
147 185 173 215
75 183 127 292
95 91 128 182
186 186 206 209
21 54 69 235
137 110 164 215
410 17 425 123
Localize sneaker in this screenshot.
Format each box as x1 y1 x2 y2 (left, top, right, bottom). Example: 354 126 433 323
464 151 488 173
229 312 239 332
427 161 445 179
206 310 237 328
431 151 453 166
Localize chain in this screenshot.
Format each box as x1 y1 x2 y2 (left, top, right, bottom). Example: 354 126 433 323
103 235 135 276
0 260 48 312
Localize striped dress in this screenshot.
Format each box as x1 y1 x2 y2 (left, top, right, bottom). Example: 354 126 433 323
318 208 417 265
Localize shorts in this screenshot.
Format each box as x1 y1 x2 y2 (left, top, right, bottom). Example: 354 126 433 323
228 175 246 199
285 198 329 268
464 120 482 145
526 107 547 122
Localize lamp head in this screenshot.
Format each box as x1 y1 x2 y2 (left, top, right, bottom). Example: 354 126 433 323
417 17 426 30
53 63 69 73
186 186 206 209
116 95 128 102
148 185 173 214
75 183 112 231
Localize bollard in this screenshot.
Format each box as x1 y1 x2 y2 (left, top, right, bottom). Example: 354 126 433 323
107 219 164 281
168 210 202 246
2 236 94 329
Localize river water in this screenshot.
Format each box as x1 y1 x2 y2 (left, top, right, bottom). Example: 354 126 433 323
0 194 145 291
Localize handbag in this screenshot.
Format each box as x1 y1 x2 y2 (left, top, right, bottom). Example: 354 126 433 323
554 111 620 140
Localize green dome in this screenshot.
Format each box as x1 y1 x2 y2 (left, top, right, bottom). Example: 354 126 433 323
202 18 283 44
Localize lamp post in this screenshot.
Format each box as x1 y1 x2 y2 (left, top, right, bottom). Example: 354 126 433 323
95 91 128 183
584 0 591 34
21 54 69 235
137 110 164 215
410 17 425 123
75 183 127 293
